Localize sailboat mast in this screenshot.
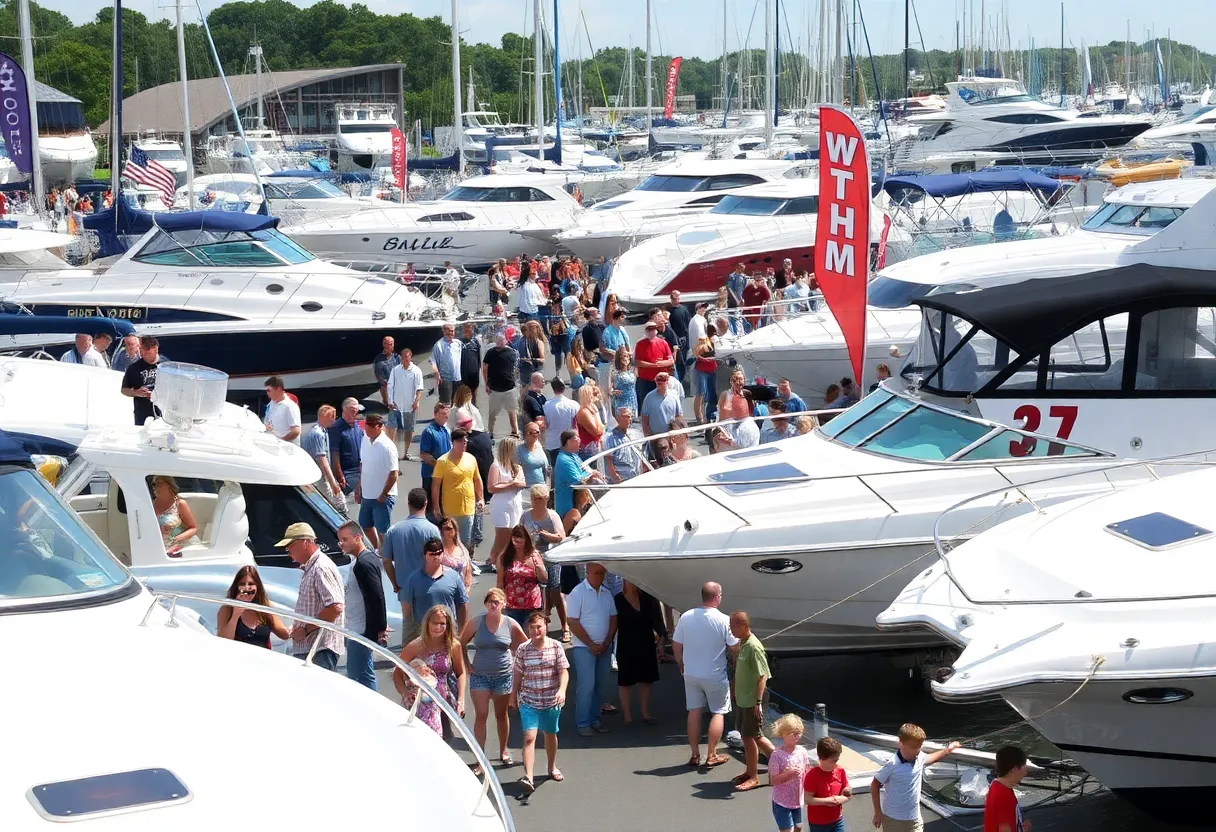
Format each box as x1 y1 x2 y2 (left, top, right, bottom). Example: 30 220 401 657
533 0 544 139
764 0 773 143
721 0 727 108
17 0 42 205
1059 3 1064 106
176 0 194 208
251 44 264 127
645 0 652 132
451 0 464 169
903 0 909 101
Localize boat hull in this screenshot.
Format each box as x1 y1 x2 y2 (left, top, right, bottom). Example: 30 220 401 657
287 227 554 270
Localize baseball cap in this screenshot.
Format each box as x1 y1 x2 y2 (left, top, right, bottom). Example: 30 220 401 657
275 522 317 547
644 321 658 331
457 412 475 427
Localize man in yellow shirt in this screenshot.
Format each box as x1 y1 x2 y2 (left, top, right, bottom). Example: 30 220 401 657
430 427 485 550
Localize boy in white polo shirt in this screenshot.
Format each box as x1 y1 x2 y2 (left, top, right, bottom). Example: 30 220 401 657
870 723 961 831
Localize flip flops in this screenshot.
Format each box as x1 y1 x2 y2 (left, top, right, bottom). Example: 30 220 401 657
705 754 730 768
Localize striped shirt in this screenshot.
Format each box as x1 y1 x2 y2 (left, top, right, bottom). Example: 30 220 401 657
515 637 569 709
294 549 346 657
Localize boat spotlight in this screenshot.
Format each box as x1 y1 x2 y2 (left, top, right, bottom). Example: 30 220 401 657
151 362 229 432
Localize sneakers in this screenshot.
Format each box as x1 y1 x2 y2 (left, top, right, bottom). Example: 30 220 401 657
403 452 414 462
577 726 594 737
592 721 610 734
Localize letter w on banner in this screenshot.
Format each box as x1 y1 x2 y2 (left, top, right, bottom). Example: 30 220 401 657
814 107 871 385
663 57 683 119
390 127 407 203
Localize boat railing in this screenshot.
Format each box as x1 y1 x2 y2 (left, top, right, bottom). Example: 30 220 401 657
931 449 1216 565
139 589 515 832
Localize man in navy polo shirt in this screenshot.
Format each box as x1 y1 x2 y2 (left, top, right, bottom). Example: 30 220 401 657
418 401 452 524
328 397 366 502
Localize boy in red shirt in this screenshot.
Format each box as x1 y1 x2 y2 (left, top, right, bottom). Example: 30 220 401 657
803 736 851 832
984 746 1029 832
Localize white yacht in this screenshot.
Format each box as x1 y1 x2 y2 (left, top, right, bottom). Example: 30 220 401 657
606 178 910 310
284 175 582 269
181 171 395 218
200 127 309 176
1135 103 1216 146
335 102 398 173
0 419 513 830
721 177 1216 398
0 212 445 394
547 262 1216 656
891 76 1153 172
130 133 189 187
554 158 810 261
878 464 1216 823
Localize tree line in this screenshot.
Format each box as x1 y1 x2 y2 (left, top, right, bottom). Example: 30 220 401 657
1 0 1212 130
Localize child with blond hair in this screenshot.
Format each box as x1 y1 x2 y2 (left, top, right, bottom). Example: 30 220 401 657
870 723 961 831
768 714 812 832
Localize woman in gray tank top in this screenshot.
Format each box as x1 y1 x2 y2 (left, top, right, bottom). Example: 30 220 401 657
460 586 527 770
521 484 569 642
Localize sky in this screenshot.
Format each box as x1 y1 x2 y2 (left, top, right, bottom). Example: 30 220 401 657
52 0 1216 62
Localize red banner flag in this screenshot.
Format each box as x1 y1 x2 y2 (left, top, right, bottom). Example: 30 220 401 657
663 57 683 119
390 126 407 203
813 107 871 385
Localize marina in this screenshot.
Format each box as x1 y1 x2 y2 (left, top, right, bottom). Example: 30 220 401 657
5 0 1216 827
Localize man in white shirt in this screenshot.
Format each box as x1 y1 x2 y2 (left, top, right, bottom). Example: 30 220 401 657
541 378 580 467
60 334 108 369
519 272 546 321
387 346 424 460
673 581 739 768
262 375 302 445
566 563 618 737
358 413 399 550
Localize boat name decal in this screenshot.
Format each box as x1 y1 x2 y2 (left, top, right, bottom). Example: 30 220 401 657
66 305 147 320
381 235 474 252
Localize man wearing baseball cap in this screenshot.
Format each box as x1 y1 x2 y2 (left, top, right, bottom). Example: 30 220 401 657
634 317 674 407
280 522 345 671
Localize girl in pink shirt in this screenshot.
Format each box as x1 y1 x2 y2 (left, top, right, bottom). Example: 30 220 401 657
768 714 812 832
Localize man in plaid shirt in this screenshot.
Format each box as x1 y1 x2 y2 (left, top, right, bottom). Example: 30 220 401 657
281 523 345 671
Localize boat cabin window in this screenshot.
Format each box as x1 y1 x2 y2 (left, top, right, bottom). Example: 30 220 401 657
635 174 709 192
706 174 768 191
266 181 346 200
243 482 347 567
0 467 129 604
686 195 727 206
441 185 553 202
133 227 315 267
417 212 476 223
341 123 393 133
983 113 1065 124
1135 306 1216 391
902 309 1015 393
710 196 787 216
1081 201 1187 235
867 275 937 309
1042 314 1129 390
136 146 186 162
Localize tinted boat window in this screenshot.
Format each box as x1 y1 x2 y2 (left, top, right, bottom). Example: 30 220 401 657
242 483 349 568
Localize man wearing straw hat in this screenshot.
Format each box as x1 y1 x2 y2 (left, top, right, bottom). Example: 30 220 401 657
281 522 345 672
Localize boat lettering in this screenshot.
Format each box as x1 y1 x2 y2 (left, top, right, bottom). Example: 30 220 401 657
67 306 147 320
381 235 472 252
1009 404 1079 457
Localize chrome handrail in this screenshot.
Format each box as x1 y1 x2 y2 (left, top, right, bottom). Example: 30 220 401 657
139 590 515 832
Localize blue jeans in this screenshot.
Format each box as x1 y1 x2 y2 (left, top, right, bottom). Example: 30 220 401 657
345 637 378 691
571 646 612 729
358 495 395 536
807 821 844 832
635 377 656 410
698 369 718 421
306 648 339 672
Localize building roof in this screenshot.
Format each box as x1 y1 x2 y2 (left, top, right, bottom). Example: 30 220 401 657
98 63 402 136
33 80 81 105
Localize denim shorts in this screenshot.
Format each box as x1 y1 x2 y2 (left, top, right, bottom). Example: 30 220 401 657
358 495 395 534
388 409 415 431
469 672 512 695
772 802 804 830
519 703 561 734
544 557 562 590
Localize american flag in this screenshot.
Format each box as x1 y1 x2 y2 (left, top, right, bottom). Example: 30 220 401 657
122 146 177 204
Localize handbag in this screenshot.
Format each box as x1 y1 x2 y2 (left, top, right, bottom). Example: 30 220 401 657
548 315 568 337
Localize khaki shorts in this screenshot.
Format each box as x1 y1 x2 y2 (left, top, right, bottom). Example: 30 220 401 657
733 702 764 738
488 387 518 417
880 815 924 832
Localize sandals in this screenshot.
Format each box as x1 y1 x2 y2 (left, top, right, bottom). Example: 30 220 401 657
500 753 514 767
687 755 702 768
600 703 618 715
518 776 535 795
734 777 761 792
642 716 658 725
548 768 564 782
705 754 730 768
561 629 572 644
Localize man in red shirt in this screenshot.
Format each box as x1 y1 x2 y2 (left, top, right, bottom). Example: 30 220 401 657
741 273 771 332
633 319 674 406
984 746 1029 832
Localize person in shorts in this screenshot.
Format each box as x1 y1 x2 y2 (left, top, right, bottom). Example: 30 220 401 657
511 611 569 794
460 587 527 770
387 346 424 459
731 610 775 791
672 581 739 769
768 714 811 832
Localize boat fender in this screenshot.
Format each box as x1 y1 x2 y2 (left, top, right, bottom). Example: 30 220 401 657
683 518 698 534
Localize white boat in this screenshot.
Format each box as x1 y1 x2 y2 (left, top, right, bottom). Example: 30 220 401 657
200 127 310 176
878 464 1216 823
0 212 445 394
180 171 396 218
554 157 810 261
721 177 1216 398
0 423 514 829
605 178 910 309
547 261 1216 656
130 133 189 187
335 102 398 173
40 130 97 186
1135 103 1216 145
891 76 1153 171
284 174 582 269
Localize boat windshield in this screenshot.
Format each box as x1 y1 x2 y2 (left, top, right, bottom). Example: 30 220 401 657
867 275 938 309
710 196 787 216
635 174 709 192
441 185 554 202
1080 200 1187 236
138 147 185 162
0 467 131 607
818 390 1099 462
267 180 347 200
341 123 394 134
133 227 316 267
